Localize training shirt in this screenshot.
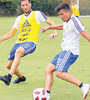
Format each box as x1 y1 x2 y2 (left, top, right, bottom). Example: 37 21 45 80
61 15 85 55
72 4 80 16
13 11 48 43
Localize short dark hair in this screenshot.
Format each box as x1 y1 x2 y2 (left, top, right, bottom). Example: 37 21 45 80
21 0 31 3
55 3 70 12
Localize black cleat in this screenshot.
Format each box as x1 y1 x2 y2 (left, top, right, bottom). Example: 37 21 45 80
0 75 11 85
12 76 26 84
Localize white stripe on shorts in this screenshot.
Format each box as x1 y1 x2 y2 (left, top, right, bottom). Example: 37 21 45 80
25 44 36 54
56 50 71 71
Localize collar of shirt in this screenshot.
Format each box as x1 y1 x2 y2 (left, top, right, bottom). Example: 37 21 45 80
24 10 33 19
66 15 74 23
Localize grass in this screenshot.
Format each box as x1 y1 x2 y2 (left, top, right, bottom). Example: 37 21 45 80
0 16 90 100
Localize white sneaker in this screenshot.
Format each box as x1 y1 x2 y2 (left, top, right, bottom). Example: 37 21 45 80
81 84 90 99
47 92 50 100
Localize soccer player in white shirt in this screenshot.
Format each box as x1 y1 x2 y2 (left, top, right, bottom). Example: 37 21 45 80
42 3 90 99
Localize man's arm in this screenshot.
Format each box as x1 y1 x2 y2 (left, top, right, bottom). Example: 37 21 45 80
0 28 17 42
43 19 58 39
75 5 79 14
45 19 57 33
41 21 63 39
81 30 90 42
42 24 63 32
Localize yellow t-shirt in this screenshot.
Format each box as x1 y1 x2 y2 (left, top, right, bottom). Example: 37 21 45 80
72 4 80 16
17 11 40 43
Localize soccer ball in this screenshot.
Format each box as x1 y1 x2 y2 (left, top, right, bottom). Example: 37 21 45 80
32 88 50 100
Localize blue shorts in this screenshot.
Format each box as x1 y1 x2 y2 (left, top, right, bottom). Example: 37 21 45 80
51 50 79 72
8 42 37 60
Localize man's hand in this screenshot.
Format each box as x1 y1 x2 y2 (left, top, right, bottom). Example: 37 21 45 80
41 26 58 39
49 33 57 39
41 27 49 33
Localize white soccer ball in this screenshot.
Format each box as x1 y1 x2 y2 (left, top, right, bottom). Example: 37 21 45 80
32 88 50 100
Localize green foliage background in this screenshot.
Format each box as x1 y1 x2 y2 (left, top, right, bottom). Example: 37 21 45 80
0 0 90 16
0 0 62 16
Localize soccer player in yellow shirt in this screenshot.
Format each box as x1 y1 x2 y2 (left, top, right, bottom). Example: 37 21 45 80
0 0 57 85
72 0 80 19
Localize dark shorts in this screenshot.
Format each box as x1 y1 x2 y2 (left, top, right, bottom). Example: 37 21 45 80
50 50 79 72
8 42 37 60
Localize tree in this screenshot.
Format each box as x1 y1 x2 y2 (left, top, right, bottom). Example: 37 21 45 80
62 0 71 4
0 0 18 15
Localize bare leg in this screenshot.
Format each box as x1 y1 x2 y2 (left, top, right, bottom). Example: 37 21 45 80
45 64 90 99
14 69 23 78
6 60 23 78
55 71 82 86
45 63 82 91
9 47 25 76
45 63 56 91
55 71 90 99
0 47 25 85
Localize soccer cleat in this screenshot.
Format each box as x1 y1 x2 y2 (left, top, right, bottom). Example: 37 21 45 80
0 75 11 85
46 91 50 100
12 76 26 84
81 84 90 99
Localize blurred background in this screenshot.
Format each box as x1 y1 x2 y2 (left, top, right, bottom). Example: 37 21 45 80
0 0 90 16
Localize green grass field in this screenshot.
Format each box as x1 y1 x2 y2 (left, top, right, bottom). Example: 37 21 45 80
0 16 90 100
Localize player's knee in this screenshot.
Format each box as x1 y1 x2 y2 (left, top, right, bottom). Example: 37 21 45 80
55 71 63 78
45 64 55 74
6 65 11 69
6 61 13 70
15 47 25 57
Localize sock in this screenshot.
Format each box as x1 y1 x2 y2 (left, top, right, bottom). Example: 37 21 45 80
79 82 83 88
8 74 12 79
46 90 50 94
